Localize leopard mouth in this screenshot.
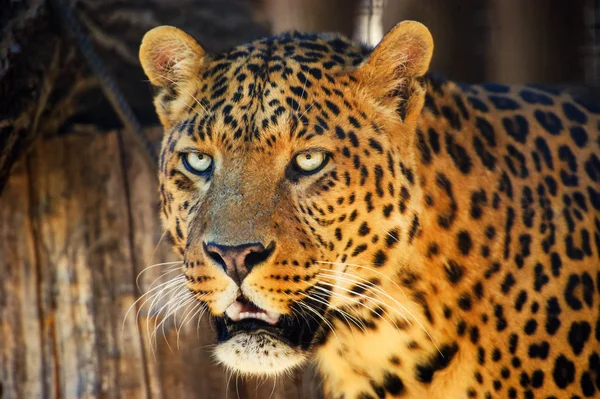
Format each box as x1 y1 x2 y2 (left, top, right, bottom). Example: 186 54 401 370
212 294 326 350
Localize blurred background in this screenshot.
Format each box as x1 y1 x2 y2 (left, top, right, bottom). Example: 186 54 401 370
0 1 598 398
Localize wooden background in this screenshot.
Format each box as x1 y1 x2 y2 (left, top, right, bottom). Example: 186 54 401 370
0 1 597 398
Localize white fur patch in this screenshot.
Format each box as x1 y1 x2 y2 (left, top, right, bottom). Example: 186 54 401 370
214 332 306 376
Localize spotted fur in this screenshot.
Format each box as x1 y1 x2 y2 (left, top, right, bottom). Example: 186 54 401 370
140 21 600 398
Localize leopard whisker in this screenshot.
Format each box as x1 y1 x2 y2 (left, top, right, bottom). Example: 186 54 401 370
152 293 195 349
314 278 407 333
176 296 207 349
147 282 189 350
136 260 183 291
123 274 185 336
296 300 343 348
307 285 371 333
300 286 369 335
317 270 412 325
318 261 442 355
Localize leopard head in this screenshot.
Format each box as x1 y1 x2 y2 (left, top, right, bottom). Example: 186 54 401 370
139 21 433 376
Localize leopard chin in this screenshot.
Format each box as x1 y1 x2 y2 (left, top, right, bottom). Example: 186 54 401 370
214 332 307 376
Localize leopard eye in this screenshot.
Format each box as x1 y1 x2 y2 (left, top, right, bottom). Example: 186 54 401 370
293 151 328 174
182 152 213 175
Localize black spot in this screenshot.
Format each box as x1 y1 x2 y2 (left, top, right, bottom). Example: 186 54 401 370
562 102 587 124
489 95 521 110
417 130 433 165
358 222 371 236
585 153 600 183
383 372 405 395
348 116 361 128
552 355 575 389
436 173 457 229
568 321 591 355
470 189 488 219
531 370 544 388
559 146 578 173
454 94 470 119
478 347 486 365
368 138 384 154
524 319 538 335
520 90 554 105
501 273 516 294
385 228 400 248
483 83 510 93
580 372 596 397
509 333 519 354
428 128 441 153
457 320 467 336
442 106 462 130
468 96 489 112
503 206 516 259
589 187 600 211
545 297 562 336
324 100 340 115
528 341 549 360
408 215 420 244
473 136 497 171
335 126 346 139
445 133 472 174
565 274 583 310
373 250 387 267
445 261 465 285
415 343 459 383
515 290 528 312
535 110 563 135
569 127 588 148
534 264 550 292
550 252 562 277
290 85 309 98
348 131 359 147
503 115 529 143
473 281 484 300
458 293 473 311
495 304 508 331
351 244 368 257
535 137 554 170
470 326 480 344
457 230 473 255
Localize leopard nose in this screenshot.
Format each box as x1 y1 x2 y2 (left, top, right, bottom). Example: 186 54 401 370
203 241 275 285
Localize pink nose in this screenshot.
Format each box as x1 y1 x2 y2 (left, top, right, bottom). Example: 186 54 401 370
203 242 274 285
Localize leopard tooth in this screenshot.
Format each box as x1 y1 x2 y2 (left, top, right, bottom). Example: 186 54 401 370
265 310 281 325
225 301 243 321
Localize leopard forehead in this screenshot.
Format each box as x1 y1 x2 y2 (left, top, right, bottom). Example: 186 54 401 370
159 32 371 150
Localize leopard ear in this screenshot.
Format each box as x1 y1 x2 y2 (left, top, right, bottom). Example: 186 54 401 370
355 21 433 123
139 25 206 87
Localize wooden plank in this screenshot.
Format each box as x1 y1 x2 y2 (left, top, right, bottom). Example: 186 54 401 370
382 0 490 82
26 127 148 398
487 0 585 83
0 160 45 399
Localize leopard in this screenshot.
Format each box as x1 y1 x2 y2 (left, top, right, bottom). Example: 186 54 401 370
139 21 600 398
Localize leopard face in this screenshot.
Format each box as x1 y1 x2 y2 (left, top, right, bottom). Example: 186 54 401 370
140 22 433 376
